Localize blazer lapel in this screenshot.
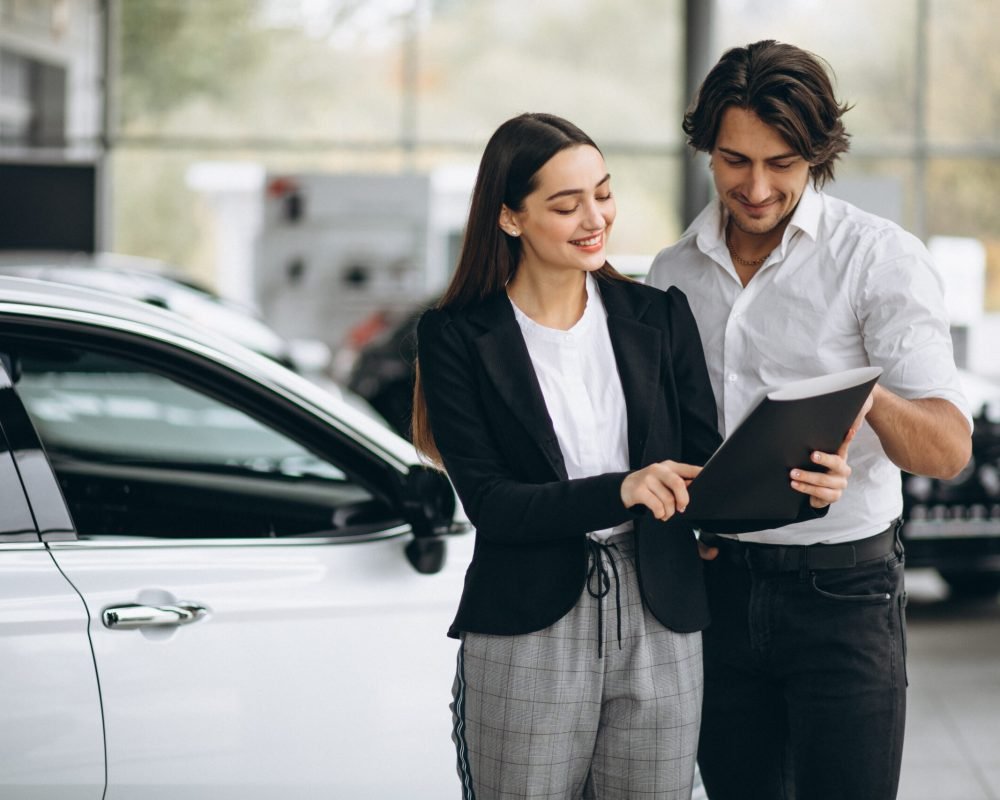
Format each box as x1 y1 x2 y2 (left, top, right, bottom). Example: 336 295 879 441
469 294 568 480
599 279 661 469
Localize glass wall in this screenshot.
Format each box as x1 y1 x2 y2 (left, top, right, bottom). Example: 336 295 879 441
98 0 999 327
109 0 686 282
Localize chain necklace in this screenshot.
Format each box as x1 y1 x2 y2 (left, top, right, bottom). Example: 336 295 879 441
725 227 771 268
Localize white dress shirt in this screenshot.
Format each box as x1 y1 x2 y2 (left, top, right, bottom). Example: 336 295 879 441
647 184 971 545
510 273 631 542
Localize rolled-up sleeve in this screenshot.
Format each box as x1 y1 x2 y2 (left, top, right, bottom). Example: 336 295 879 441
854 228 973 430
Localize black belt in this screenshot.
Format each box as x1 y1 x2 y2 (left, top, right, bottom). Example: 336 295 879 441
700 520 901 572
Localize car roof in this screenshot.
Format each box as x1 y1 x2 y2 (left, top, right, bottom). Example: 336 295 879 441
0 275 419 469
0 252 290 360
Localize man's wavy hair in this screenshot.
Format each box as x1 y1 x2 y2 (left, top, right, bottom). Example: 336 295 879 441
684 40 852 188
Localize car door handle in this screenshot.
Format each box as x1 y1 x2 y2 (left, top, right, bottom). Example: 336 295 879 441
102 602 209 630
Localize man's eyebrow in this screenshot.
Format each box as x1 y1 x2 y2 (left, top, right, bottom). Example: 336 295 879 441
545 173 611 202
718 147 800 162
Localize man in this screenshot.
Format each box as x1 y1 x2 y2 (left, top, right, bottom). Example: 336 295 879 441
647 40 972 800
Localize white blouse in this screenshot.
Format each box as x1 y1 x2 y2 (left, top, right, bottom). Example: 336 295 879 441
510 273 631 541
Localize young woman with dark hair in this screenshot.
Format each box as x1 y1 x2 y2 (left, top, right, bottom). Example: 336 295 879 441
413 112 850 799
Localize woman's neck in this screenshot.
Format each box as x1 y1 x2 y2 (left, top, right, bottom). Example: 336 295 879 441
507 268 588 331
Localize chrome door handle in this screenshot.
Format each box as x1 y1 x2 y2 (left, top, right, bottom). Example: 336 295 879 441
103 601 209 630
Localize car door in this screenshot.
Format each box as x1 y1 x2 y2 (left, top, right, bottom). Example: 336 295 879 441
2 325 471 799
0 359 105 799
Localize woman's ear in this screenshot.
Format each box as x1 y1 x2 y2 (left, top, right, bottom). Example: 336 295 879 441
498 206 520 237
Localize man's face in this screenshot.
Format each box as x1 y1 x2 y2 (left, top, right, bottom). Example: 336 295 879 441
710 106 811 238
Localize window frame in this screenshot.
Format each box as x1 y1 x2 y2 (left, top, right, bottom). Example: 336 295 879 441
0 314 415 545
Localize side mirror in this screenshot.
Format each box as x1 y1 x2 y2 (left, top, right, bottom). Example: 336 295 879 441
401 465 457 574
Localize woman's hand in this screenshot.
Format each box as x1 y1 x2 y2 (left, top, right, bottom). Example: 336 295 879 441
621 461 702 521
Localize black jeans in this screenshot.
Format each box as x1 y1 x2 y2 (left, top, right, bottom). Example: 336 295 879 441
698 530 908 800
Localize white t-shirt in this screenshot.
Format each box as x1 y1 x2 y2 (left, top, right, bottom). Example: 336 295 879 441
510 273 631 542
647 184 971 545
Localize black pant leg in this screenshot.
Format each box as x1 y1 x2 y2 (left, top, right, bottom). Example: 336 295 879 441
699 559 791 800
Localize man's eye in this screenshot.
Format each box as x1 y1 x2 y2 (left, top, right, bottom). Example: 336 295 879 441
772 162 794 170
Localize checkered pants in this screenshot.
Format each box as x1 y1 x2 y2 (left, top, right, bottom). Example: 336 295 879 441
450 532 703 799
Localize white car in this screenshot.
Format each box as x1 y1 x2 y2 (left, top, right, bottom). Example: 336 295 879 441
0 276 473 799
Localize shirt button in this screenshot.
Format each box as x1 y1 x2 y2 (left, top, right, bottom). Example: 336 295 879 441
727 373 738 382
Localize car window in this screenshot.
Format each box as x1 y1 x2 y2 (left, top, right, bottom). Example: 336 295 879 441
12 342 399 540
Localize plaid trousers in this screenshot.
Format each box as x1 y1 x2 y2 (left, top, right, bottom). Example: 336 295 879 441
451 532 703 799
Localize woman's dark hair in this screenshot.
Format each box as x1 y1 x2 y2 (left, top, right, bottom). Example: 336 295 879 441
684 40 852 187
412 112 628 462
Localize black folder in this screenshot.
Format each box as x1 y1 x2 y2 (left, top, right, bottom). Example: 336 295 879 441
685 366 883 523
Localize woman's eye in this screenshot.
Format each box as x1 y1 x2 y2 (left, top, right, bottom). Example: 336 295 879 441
596 193 613 202
553 206 578 215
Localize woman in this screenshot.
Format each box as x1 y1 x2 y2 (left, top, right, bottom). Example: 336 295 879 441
412 113 849 799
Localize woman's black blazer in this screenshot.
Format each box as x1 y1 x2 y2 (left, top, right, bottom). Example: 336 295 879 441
417 275 723 638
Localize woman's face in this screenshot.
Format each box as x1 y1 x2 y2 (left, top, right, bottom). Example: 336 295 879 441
501 144 615 277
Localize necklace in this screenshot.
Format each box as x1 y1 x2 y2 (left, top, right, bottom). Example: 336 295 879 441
725 228 771 268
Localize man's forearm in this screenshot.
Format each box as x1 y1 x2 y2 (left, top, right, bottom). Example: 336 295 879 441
865 385 972 479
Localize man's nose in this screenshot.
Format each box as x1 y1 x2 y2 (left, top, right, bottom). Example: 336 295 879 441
744 166 771 204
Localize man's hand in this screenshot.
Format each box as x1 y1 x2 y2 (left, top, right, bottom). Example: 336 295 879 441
790 449 852 509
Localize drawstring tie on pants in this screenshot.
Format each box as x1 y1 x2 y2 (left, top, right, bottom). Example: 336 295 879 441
586 537 623 658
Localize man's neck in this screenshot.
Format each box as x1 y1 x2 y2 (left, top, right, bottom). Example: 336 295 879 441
725 219 789 287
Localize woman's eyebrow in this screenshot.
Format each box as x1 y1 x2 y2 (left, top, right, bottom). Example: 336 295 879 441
545 173 611 202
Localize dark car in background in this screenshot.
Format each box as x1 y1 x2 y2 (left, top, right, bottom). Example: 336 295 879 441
342 298 433 439
901 373 1000 595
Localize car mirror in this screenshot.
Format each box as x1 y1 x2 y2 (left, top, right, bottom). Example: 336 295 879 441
401 465 457 574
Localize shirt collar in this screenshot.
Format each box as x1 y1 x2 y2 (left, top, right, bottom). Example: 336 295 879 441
693 181 823 262
786 182 821 242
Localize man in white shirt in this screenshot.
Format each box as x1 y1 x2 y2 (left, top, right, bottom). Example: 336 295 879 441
647 40 972 800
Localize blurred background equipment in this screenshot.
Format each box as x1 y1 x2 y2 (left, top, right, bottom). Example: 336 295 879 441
252 169 471 350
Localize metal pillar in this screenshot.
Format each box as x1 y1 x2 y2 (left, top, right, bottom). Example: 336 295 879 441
97 0 118 252
682 0 716 228
913 0 929 240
